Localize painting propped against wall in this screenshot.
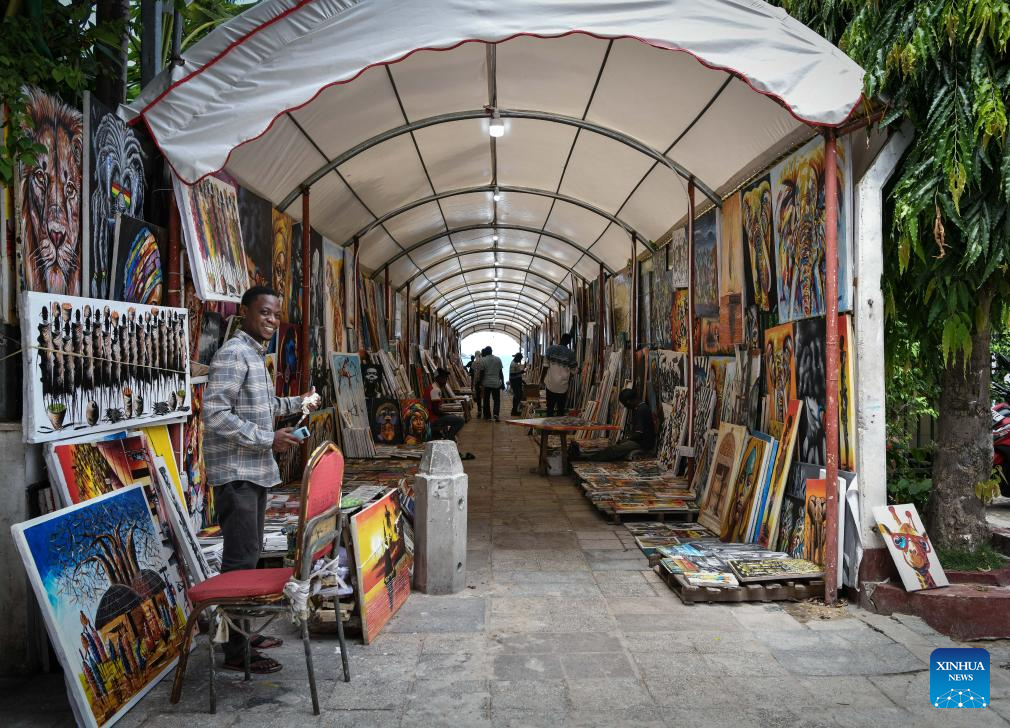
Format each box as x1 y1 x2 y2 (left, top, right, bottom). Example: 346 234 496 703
795 317 827 466
110 215 166 305
176 174 249 303
323 238 345 354
370 398 401 444
837 314 857 471
763 322 795 425
18 87 84 296
873 503 949 592
693 209 719 318
771 135 852 322
697 423 747 533
12 485 190 728
350 488 412 644
331 353 369 431
742 174 777 313
21 292 191 444
85 94 153 299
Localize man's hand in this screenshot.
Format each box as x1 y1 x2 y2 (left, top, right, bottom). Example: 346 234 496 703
300 386 321 412
273 427 301 453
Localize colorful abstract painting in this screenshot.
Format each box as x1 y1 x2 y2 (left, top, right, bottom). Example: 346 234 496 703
873 504 949 592
19 87 84 296
306 407 336 454
110 215 166 305
370 398 402 444
350 488 413 643
721 433 772 542
670 289 689 353
669 227 689 287
742 175 777 313
763 322 795 425
12 485 190 728
86 94 153 299
274 323 302 398
771 136 852 322
330 353 369 431
21 292 191 444
697 423 747 533
323 239 345 354
176 174 249 303
758 399 801 549
271 209 294 320
183 382 213 531
401 398 430 446
795 317 826 466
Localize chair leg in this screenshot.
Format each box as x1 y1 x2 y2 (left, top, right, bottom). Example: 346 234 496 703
243 616 252 681
170 605 205 704
335 598 350 682
301 617 320 715
208 610 217 714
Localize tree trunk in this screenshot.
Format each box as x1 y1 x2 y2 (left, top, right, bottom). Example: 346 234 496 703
926 286 993 550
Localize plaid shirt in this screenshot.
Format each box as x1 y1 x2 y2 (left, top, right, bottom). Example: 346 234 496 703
204 329 302 488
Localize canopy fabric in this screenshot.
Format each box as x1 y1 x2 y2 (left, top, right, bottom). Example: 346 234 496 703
126 0 865 335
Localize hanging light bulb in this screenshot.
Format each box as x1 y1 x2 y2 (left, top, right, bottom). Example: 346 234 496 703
492 233 499 243
488 108 505 138
493 187 502 202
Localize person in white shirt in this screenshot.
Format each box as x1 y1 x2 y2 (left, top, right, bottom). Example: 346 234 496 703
544 333 577 417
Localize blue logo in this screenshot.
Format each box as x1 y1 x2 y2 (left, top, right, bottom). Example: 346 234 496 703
931 648 990 708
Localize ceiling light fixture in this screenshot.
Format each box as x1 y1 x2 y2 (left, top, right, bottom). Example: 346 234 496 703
492 233 499 243
488 108 505 138
493 187 501 202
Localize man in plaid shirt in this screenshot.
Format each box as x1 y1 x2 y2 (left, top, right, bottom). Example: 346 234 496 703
204 285 318 673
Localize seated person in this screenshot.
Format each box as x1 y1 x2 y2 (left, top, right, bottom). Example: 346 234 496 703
424 368 465 442
569 388 655 462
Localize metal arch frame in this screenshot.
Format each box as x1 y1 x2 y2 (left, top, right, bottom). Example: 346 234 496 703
399 264 575 297
431 287 559 316
450 307 540 331
393 245 594 293
420 278 562 309
276 108 722 212
340 185 655 252
454 310 539 331
447 301 543 325
459 322 527 340
374 225 615 280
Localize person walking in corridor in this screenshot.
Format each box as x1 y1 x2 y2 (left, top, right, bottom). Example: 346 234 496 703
471 349 485 418
480 346 504 421
545 333 577 417
509 352 527 416
203 285 320 674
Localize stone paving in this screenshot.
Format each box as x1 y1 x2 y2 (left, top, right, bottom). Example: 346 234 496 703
5 410 1010 727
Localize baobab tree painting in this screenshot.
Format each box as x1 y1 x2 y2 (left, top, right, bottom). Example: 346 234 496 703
21 292 191 444
12 485 189 728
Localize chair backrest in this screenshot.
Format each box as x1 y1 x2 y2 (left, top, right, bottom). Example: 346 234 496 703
293 441 344 578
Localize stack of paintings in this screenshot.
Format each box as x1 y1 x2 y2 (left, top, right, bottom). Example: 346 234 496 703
331 353 375 458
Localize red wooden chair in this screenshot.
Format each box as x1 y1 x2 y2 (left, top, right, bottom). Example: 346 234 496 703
171 442 351 715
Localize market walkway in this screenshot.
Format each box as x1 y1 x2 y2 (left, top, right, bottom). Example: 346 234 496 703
5 412 1010 727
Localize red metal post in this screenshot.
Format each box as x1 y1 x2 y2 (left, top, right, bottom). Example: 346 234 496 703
823 131 841 605
686 179 696 461
598 262 606 369
300 188 312 389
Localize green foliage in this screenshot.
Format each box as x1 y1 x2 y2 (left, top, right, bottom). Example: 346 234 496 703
0 2 120 187
936 543 1009 571
776 0 1010 369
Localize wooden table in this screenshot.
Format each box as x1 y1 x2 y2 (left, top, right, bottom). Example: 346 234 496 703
504 417 620 475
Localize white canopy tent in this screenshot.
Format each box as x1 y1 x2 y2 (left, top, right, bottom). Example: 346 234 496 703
124 0 866 338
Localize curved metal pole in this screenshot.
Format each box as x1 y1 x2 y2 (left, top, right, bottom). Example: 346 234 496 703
398 264 575 297
454 314 536 334
450 301 543 325
459 322 527 340
342 184 655 253
277 108 722 212
434 292 557 319
453 312 541 333
377 225 614 280
422 280 561 310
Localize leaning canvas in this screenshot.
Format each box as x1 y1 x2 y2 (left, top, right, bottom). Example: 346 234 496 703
175 173 250 303
697 423 747 533
12 485 190 728
350 488 413 643
331 353 369 431
20 292 191 443
873 504 949 592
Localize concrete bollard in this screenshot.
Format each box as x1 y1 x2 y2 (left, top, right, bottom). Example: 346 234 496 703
413 440 468 594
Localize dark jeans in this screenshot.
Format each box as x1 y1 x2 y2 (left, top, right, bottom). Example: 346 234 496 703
432 414 465 440
546 390 567 417
216 481 267 661
482 387 501 418
474 384 484 415
509 377 524 415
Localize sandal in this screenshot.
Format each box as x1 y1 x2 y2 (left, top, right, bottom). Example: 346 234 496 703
250 634 284 649
462 452 476 460
222 651 283 674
